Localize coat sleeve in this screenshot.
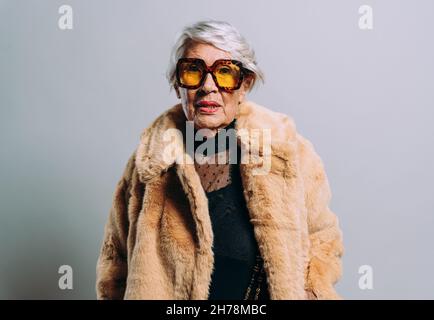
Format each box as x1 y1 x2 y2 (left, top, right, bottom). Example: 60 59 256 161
298 135 344 300
96 153 137 300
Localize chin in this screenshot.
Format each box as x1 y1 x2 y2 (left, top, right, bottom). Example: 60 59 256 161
195 117 223 131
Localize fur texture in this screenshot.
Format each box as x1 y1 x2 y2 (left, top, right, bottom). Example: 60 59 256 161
96 101 344 300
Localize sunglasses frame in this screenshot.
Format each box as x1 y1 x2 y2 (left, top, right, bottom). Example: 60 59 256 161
175 58 249 91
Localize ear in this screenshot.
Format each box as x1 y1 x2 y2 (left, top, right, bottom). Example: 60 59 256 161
174 85 181 99
238 74 254 103
242 74 254 92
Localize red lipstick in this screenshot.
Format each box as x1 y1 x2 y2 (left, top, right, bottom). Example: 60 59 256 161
196 100 221 114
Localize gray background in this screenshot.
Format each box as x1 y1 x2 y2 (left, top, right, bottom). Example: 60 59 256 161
1 0 433 299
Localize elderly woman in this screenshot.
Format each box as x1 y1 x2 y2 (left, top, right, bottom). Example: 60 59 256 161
96 20 344 300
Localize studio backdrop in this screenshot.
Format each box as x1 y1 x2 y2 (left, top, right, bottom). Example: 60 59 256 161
0 0 433 299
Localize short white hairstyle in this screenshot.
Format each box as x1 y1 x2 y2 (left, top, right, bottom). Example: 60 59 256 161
166 20 265 92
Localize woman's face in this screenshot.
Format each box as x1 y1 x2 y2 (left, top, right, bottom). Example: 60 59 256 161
175 42 251 137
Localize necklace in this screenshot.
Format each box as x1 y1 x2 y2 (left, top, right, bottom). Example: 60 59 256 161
244 254 266 300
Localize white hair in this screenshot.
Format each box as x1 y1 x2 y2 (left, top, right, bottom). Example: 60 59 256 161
166 20 265 92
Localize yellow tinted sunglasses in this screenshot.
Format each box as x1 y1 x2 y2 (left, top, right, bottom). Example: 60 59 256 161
176 58 249 92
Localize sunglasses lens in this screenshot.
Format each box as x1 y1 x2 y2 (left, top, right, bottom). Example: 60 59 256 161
178 61 203 87
214 62 241 89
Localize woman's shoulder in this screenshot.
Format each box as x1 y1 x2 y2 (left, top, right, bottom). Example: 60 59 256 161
240 101 327 174
237 100 298 143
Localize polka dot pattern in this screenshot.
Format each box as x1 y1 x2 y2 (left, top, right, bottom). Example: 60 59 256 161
194 150 232 193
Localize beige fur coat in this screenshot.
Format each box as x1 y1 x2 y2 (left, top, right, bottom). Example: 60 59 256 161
96 100 344 300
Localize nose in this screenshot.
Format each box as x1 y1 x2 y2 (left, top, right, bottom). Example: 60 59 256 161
201 72 218 92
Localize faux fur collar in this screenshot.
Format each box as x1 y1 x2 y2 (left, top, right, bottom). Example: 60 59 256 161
135 100 297 184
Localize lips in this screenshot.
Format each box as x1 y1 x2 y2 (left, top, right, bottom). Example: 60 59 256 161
195 100 221 114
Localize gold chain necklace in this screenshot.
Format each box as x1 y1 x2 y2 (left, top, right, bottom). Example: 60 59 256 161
244 254 265 300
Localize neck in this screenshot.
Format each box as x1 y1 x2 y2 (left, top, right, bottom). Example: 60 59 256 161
193 119 237 157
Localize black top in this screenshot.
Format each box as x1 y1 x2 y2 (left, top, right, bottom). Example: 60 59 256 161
193 120 270 300
207 158 269 300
